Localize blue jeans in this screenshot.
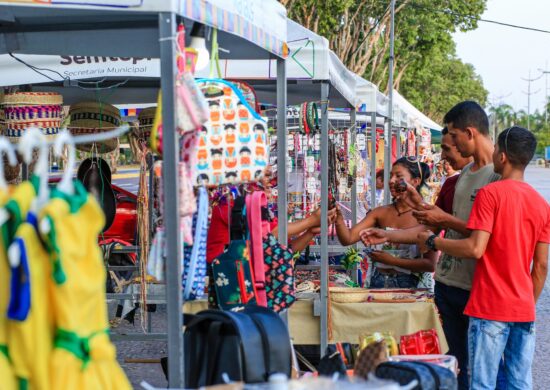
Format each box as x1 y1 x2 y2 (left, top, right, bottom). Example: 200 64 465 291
435 282 507 390
468 317 535 390
369 268 418 288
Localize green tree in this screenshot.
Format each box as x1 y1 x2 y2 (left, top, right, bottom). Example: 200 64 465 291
280 0 489 121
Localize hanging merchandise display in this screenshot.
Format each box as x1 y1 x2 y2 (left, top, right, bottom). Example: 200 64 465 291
1 91 62 142
230 80 262 114
68 101 121 153
182 187 208 301
195 79 268 186
406 129 417 157
136 106 156 142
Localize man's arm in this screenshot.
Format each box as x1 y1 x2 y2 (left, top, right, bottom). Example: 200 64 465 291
412 205 470 236
418 230 491 259
532 242 549 303
361 224 433 245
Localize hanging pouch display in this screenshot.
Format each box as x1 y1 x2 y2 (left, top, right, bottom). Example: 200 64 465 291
211 240 257 311
182 187 208 301
246 191 270 307
262 232 296 312
195 78 268 186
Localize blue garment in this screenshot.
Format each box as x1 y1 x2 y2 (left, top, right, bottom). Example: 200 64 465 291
369 268 418 289
468 317 534 390
7 237 31 321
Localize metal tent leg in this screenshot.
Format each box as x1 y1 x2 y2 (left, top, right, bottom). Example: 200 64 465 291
370 113 377 209
276 57 288 246
320 82 330 356
383 118 392 205
350 108 357 227
159 12 184 389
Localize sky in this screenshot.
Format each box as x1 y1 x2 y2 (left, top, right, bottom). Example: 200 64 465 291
453 0 550 114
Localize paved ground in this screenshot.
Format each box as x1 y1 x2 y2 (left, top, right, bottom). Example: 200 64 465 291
112 165 550 389
526 166 550 390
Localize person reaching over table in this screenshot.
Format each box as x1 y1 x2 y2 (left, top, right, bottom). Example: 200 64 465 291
418 127 549 390
335 157 438 289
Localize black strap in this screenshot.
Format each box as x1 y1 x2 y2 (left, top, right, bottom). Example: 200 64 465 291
230 196 247 240
198 321 223 386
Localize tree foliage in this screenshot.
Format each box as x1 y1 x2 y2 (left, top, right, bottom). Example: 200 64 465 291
279 0 489 122
489 102 550 155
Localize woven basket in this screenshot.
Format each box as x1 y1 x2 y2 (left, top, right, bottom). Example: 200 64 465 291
68 101 121 153
329 287 371 303
137 106 155 140
1 92 63 142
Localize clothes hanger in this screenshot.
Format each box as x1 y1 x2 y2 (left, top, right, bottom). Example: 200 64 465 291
0 138 18 192
19 127 49 211
53 130 76 196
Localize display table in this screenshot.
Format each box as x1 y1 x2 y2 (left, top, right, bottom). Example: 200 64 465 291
184 298 448 353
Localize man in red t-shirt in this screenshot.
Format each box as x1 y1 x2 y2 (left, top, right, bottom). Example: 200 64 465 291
419 127 550 389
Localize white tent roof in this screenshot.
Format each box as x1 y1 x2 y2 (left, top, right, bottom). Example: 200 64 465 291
354 75 389 117
393 89 442 131
195 19 359 107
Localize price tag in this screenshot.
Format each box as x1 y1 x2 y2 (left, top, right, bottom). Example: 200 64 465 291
287 155 293 173
314 134 321 150
306 156 315 173
287 135 295 151
307 177 317 194
357 177 365 193
357 134 366 151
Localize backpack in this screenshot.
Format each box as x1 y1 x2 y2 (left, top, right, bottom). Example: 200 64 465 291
168 306 292 388
195 78 268 186
376 361 457 390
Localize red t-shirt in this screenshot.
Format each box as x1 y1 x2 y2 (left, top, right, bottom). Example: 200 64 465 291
435 174 460 215
465 180 550 322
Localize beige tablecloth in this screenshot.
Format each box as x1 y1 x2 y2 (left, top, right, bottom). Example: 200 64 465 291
184 299 448 353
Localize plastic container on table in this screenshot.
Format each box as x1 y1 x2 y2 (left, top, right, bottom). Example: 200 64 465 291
399 329 441 355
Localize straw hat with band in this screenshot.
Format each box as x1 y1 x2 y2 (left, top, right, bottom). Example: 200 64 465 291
1 92 62 143
136 107 155 141
68 101 121 153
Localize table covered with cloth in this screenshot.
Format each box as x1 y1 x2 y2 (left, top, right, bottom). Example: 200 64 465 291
183 299 448 353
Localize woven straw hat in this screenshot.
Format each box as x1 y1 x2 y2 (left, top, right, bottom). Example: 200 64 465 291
68 101 121 153
1 92 63 143
137 106 156 141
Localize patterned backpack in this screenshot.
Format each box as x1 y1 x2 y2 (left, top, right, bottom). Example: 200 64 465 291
195 79 268 186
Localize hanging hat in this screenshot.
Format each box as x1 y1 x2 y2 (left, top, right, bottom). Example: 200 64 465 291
1 92 62 143
137 106 155 141
68 101 121 153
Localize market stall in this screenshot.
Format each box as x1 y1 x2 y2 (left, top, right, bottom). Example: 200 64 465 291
0 1 288 388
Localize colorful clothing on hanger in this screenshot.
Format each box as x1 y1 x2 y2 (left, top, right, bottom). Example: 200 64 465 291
7 213 53 390
39 182 130 390
0 188 17 390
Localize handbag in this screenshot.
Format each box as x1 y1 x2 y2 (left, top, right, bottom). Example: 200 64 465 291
263 232 296 312
195 78 268 186
210 240 257 311
161 306 292 387
354 340 388 379
375 361 457 390
245 191 271 307
182 187 208 301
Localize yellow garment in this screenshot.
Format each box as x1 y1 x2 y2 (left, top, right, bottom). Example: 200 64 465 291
7 220 53 390
0 188 16 390
40 183 131 390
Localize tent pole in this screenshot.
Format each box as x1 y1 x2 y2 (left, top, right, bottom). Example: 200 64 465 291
383 117 391 205
370 113 377 209
276 57 289 325
320 81 330 356
350 107 357 226
276 57 288 246
159 12 184 388
385 0 395 205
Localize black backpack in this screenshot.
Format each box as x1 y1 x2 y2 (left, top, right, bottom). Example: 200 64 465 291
376 361 457 390
162 306 292 387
